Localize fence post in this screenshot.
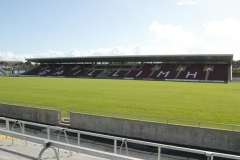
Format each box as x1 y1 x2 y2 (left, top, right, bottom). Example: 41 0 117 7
206 152 213 160
47 126 50 140
114 139 117 154
6 119 9 130
206 156 213 160
232 125 235 131
57 106 61 124
158 147 161 160
22 123 25 134
78 132 80 146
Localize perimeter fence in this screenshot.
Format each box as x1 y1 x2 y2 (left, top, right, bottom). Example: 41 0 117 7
67 107 240 132
1 117 240 160
1 99 240 132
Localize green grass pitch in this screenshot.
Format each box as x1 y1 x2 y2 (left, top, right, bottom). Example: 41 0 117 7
0 76 240 126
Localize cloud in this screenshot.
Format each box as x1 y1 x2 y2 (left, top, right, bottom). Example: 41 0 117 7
176 0 198 5
0 47 137 62
0 52 34 61
148 20 240 60
1 17 240 61
149 21 204 54
202 17 240 59
149 21 203 47
203 17 240 39
0 46 190 62
148 18 240 60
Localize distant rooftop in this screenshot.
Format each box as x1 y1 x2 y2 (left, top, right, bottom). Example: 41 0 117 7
26 54 233 64
0 61 22 63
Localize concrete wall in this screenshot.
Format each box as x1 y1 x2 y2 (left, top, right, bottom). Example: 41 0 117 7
0 103 60 125
233 73 240 77
70 113 240 153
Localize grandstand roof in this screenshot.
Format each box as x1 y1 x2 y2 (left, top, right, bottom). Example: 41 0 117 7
26 54 233 64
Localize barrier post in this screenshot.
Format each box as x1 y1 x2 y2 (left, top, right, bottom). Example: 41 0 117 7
114 139 117 154
47 126 50 140
78 132 80 146
158 147 161 160
22 123 25 134
206 152 213 160
6 119 9 130
57 106 61 124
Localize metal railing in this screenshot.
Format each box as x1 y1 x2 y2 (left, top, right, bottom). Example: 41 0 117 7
0 117 240 160
0 129 141 160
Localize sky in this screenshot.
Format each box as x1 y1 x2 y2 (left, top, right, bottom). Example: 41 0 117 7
0 0 240 61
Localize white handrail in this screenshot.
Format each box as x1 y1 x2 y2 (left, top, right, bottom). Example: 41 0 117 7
0 116 240 160
0 129 142 160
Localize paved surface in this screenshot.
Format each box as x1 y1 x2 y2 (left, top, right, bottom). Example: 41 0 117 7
0 136 108 160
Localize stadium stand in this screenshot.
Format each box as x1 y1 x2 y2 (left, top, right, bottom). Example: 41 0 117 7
125 64 154 79
84 70 104 77
109 70 129 78
94 65 107 70
149 63 178 79
22 63 230 82
22 54 233 82
208 64 229 81
120 65 133 69
0 68 7 75
65 64 92 76
177 64 206 80
25 64 50 76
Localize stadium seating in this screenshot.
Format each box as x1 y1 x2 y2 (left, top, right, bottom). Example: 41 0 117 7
208 64 228 81
125 64 154 78
94 65 107 70
149 64 178 79
177 64 206 80
22 64 48 75
22 63 229 82
109 70 129 78
65 64 92 77
83 70 104 77
105 65 122 70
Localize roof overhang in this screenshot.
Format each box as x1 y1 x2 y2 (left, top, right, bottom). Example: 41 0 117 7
25 54 233 64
